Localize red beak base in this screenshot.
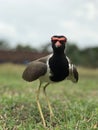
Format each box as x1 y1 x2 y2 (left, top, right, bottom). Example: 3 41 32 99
55 41 62 48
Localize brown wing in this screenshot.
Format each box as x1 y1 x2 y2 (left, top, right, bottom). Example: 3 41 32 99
22 61 47 82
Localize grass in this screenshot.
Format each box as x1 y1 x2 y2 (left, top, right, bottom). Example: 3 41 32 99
0 63 98 130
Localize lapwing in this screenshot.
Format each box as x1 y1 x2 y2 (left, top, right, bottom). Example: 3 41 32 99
22 35 79 127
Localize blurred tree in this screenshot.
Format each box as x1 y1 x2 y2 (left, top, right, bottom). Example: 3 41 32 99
80 47 98 68
66 43 80 64
15 44 38 52
0 40 10 50
66 42 98 68
0 39 98 68
40 43 52 52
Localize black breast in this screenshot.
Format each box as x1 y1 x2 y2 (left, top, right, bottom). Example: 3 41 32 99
49 55 69 82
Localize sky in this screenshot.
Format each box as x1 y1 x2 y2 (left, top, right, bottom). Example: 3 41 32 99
0 0 98 49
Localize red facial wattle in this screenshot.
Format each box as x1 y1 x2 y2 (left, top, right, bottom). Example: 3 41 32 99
51 36 67 48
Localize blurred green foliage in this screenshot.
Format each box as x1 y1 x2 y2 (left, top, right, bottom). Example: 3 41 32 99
0 40 98 68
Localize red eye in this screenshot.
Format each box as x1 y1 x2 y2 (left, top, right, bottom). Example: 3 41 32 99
52 40 58 43
59 40 66 44
51 36 67 44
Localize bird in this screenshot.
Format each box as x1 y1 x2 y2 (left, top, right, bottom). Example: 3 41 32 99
22 35 79 127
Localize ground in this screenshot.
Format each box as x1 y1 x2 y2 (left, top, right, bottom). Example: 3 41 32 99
0 64 98 130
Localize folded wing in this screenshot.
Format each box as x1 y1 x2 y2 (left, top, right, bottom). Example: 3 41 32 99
22 61 47 82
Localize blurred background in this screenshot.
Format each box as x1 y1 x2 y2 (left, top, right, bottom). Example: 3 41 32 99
0 1 98 129
0 0 98 67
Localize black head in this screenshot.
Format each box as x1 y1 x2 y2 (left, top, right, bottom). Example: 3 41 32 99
51 35 67 53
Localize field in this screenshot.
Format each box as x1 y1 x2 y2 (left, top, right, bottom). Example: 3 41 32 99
0 64 98 130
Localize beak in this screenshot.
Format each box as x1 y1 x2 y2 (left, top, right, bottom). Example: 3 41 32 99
55 41 62 48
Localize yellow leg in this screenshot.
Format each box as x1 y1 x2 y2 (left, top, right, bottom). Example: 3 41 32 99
43 83 54 121
36 81 46 127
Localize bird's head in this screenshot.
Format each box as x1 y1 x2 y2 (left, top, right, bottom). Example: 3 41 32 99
51 35 67 53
